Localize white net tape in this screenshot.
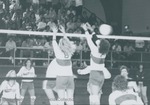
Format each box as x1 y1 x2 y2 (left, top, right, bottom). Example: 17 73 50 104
0 29 149 40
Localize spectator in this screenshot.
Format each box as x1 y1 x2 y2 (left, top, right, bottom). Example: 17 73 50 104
123 42 135 60
135 40 145 52
112 41 124 67
81 11 88 23
43 39 54 57
136 64 148 105
48 7 57 21
5 36 16 64
88 13 97 26
37 17 46 31
75 0 83 16
32 0 39 10
19 38 33 64
109 75 144 105
66 18 76 32
145 41 150 52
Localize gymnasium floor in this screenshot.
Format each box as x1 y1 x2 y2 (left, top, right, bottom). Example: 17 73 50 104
0 66 113 105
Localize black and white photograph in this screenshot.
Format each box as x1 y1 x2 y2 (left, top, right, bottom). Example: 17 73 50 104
0 0 149 105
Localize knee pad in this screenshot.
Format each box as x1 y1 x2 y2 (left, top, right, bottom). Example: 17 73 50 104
49 101 58 105
66 100 74 105
57 100 64 105
19 96 24 104
89 95 100 105
30 96 36 102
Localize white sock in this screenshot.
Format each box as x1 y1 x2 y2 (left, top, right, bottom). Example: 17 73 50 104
89 95 100 105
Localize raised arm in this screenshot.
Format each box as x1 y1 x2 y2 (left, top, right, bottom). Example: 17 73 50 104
51 24 62 57
81 23 97 51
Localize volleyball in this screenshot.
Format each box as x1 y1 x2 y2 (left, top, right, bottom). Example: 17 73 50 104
99 24 113 35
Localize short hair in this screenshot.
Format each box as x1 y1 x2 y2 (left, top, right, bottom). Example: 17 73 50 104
119 65 129 73
112 75 128 91
23 58 33 67
99 39 110 55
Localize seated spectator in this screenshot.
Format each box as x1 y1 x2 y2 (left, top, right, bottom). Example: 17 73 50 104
0 0 5 18
19 38 33 64
145 41 150 52
66 18 76 32
48 7 57 21
123 42 135 60
0 38 4 56
135 40 145 52
81 11 88 23
32 0 39 10
88 13 97 26
43 39 54 57
5 36 16 64
112 41 124 64
109 75 144 105
37 17 46 31
75 0 83 16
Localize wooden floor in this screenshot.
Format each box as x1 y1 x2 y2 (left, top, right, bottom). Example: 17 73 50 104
0 66 113 105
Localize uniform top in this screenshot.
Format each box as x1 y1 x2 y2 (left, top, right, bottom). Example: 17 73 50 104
17 66 36 82
86 32 106 70
52 40 73 76
109 89 143 105
52 40 72 60
127 78 138 92
0 80 20 99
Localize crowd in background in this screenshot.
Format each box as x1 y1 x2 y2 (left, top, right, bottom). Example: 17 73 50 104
0 0 150 70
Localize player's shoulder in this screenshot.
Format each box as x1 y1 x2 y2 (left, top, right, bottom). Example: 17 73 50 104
1 80 7 85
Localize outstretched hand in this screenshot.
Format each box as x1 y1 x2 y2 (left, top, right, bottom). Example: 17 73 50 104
51 24 58 34
81 23 88 31
86 22 93 32
59 25 65 33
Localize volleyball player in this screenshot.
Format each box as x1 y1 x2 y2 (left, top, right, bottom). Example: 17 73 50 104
17 58 36 105
43 58 58 105
49 24 76 105
109 75 144 105
0 70 20 105
119 65 139 93
78 23 111 105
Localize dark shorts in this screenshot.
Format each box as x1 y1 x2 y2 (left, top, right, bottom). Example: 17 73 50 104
21 82 34 90
56 76 74 89
89 70 104 88
1 98 16 105
46 80 56 89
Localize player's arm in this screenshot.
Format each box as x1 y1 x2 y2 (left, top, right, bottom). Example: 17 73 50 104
108 94 116 105
81 23 97 51
77 66 91 75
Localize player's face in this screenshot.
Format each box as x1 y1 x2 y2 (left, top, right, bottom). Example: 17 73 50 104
10 71 16 77
121 69 128 78
26 60 31 67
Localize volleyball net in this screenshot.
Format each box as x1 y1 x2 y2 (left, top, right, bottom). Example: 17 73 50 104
0 29 150 80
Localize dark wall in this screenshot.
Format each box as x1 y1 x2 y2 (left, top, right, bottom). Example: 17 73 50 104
101 0 123 34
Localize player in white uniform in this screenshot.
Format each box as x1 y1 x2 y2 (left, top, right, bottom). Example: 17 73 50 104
0 70 20 105
78 23 111 105
17 58 36 105
43 59 58 105
109 75 144 105
47 24 76 105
